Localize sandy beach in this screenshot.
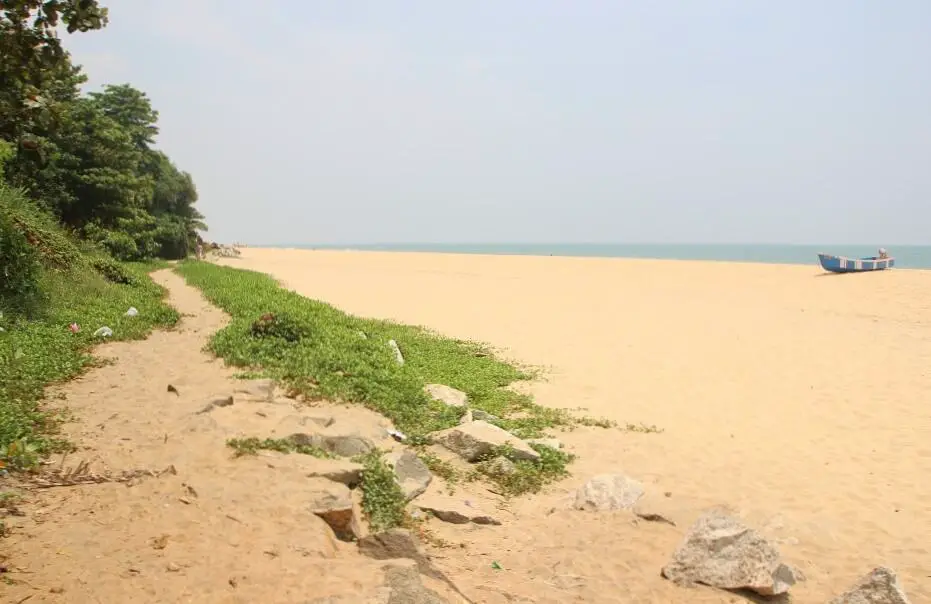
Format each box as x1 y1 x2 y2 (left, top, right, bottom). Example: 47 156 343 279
218 247 931 602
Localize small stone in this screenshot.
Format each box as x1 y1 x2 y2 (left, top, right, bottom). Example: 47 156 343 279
384 449 433 500
471 409 499 423
290 433 375 457
166 562 181 572
526 437 562 450
430 421 539 462
573 474 644 511
387 339 405 365
425 384 468 408
484 456 517 476
827 566 911 604
415 494 501 526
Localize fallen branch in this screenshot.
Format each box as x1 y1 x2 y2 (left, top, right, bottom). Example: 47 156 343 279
28 462 178 489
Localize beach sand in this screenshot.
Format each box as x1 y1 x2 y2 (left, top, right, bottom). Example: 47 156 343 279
217 248 931 602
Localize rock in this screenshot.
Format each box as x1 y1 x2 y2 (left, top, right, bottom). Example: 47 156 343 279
358 529 433 573
458 410 473 424
526 437 562 450
387 339 404 365
484 456 516 476
385 449 432 500
425 384 468 408
381 562 448 604
414 494 501 526
310 482 361 541
196 395 234 414
306 460 365 487
573 474 645 511
661 508 799 596
431 421 539 463
471 409 499 423
233 378 276 402
828 567 911 604
291 433 375 457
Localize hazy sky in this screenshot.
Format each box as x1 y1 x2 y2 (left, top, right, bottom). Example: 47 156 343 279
65 1 931 245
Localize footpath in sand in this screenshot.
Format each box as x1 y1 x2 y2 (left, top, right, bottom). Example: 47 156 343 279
0 270 463 603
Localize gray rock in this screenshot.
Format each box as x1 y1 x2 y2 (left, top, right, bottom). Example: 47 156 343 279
415 494 501 526
358 529 433 574
471 409 499 422
291 433 375 457
425 384 468 408
387 339 404 365
526 437 562 450
310 483 360 541
661 508 799 596
430 421 540 462
382 562 448 604
385 449 433 501
306 460 365 487
828 567 911 604
573 474 645 511
458 409 473 424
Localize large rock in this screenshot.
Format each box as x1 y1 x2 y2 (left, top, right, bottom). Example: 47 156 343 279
430 421 539 462
661 508 799 596
414 494 501 526
425 384 468 408
828 567 911 604
310 482 361 541
573 474 644 511
358 529 436 577
385 449 432 500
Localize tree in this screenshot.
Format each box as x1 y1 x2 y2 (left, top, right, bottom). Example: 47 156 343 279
0 1 108 145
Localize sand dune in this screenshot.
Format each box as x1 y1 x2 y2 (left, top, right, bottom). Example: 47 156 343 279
216 248 931 602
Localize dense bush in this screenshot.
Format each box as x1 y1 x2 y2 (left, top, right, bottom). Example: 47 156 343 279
0 202 44 317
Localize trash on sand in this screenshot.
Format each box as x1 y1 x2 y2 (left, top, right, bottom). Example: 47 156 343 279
387 429 406 442
491 561 502 570
125 307 138 317
93 326 113 338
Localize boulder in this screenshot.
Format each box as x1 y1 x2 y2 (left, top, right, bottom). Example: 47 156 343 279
661 508 799 596
484 456 517 476
385 449 432 500
310 482 361 541
430 421 539 462
573 474 644 511
358 529 433 575
425 384 468 408
828 567 911 604
387 339 405 365
414 494 501 526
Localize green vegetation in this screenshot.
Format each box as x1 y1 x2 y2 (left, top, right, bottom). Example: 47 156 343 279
174 261 581 509
357 451 407 533
226 436 334 459
0 1 205 473
0 204 179 468
1 1 206 261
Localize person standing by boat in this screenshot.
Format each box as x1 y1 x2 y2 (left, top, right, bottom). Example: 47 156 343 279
878 247 889 259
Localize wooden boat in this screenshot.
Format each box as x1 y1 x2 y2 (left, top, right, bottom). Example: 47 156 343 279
817 252 894 273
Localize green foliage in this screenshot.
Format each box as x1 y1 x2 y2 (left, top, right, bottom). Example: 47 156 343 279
0 193 44 316
226 436 334 459
478 443 574 496
0 262 179 469
357 451 408 532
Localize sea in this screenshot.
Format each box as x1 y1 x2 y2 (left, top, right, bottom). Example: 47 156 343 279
268 243 931 270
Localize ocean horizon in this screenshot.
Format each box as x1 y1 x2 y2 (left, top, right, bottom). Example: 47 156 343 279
256 243 931 270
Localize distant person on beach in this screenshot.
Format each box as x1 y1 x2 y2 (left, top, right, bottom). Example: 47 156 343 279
878 247 889 259
196 242 204 260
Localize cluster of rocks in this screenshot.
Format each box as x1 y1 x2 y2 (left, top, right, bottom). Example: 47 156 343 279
570 473 914 602
209 244 241 258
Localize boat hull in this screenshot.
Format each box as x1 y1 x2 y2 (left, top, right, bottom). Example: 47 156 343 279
818 253 894 273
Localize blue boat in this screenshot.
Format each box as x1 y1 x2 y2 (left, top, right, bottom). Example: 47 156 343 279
818 251 894 273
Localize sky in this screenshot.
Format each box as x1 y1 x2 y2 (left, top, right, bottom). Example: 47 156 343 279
64 1 931 245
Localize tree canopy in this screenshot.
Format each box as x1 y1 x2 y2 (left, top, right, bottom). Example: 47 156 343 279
0 0 206 260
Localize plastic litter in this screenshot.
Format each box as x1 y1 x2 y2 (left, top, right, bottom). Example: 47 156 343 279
125 307 138 317
387 429 406 442
93 326 113 338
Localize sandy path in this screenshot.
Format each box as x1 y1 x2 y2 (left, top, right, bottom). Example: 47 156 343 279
219 249 931 603
0 269 461 603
